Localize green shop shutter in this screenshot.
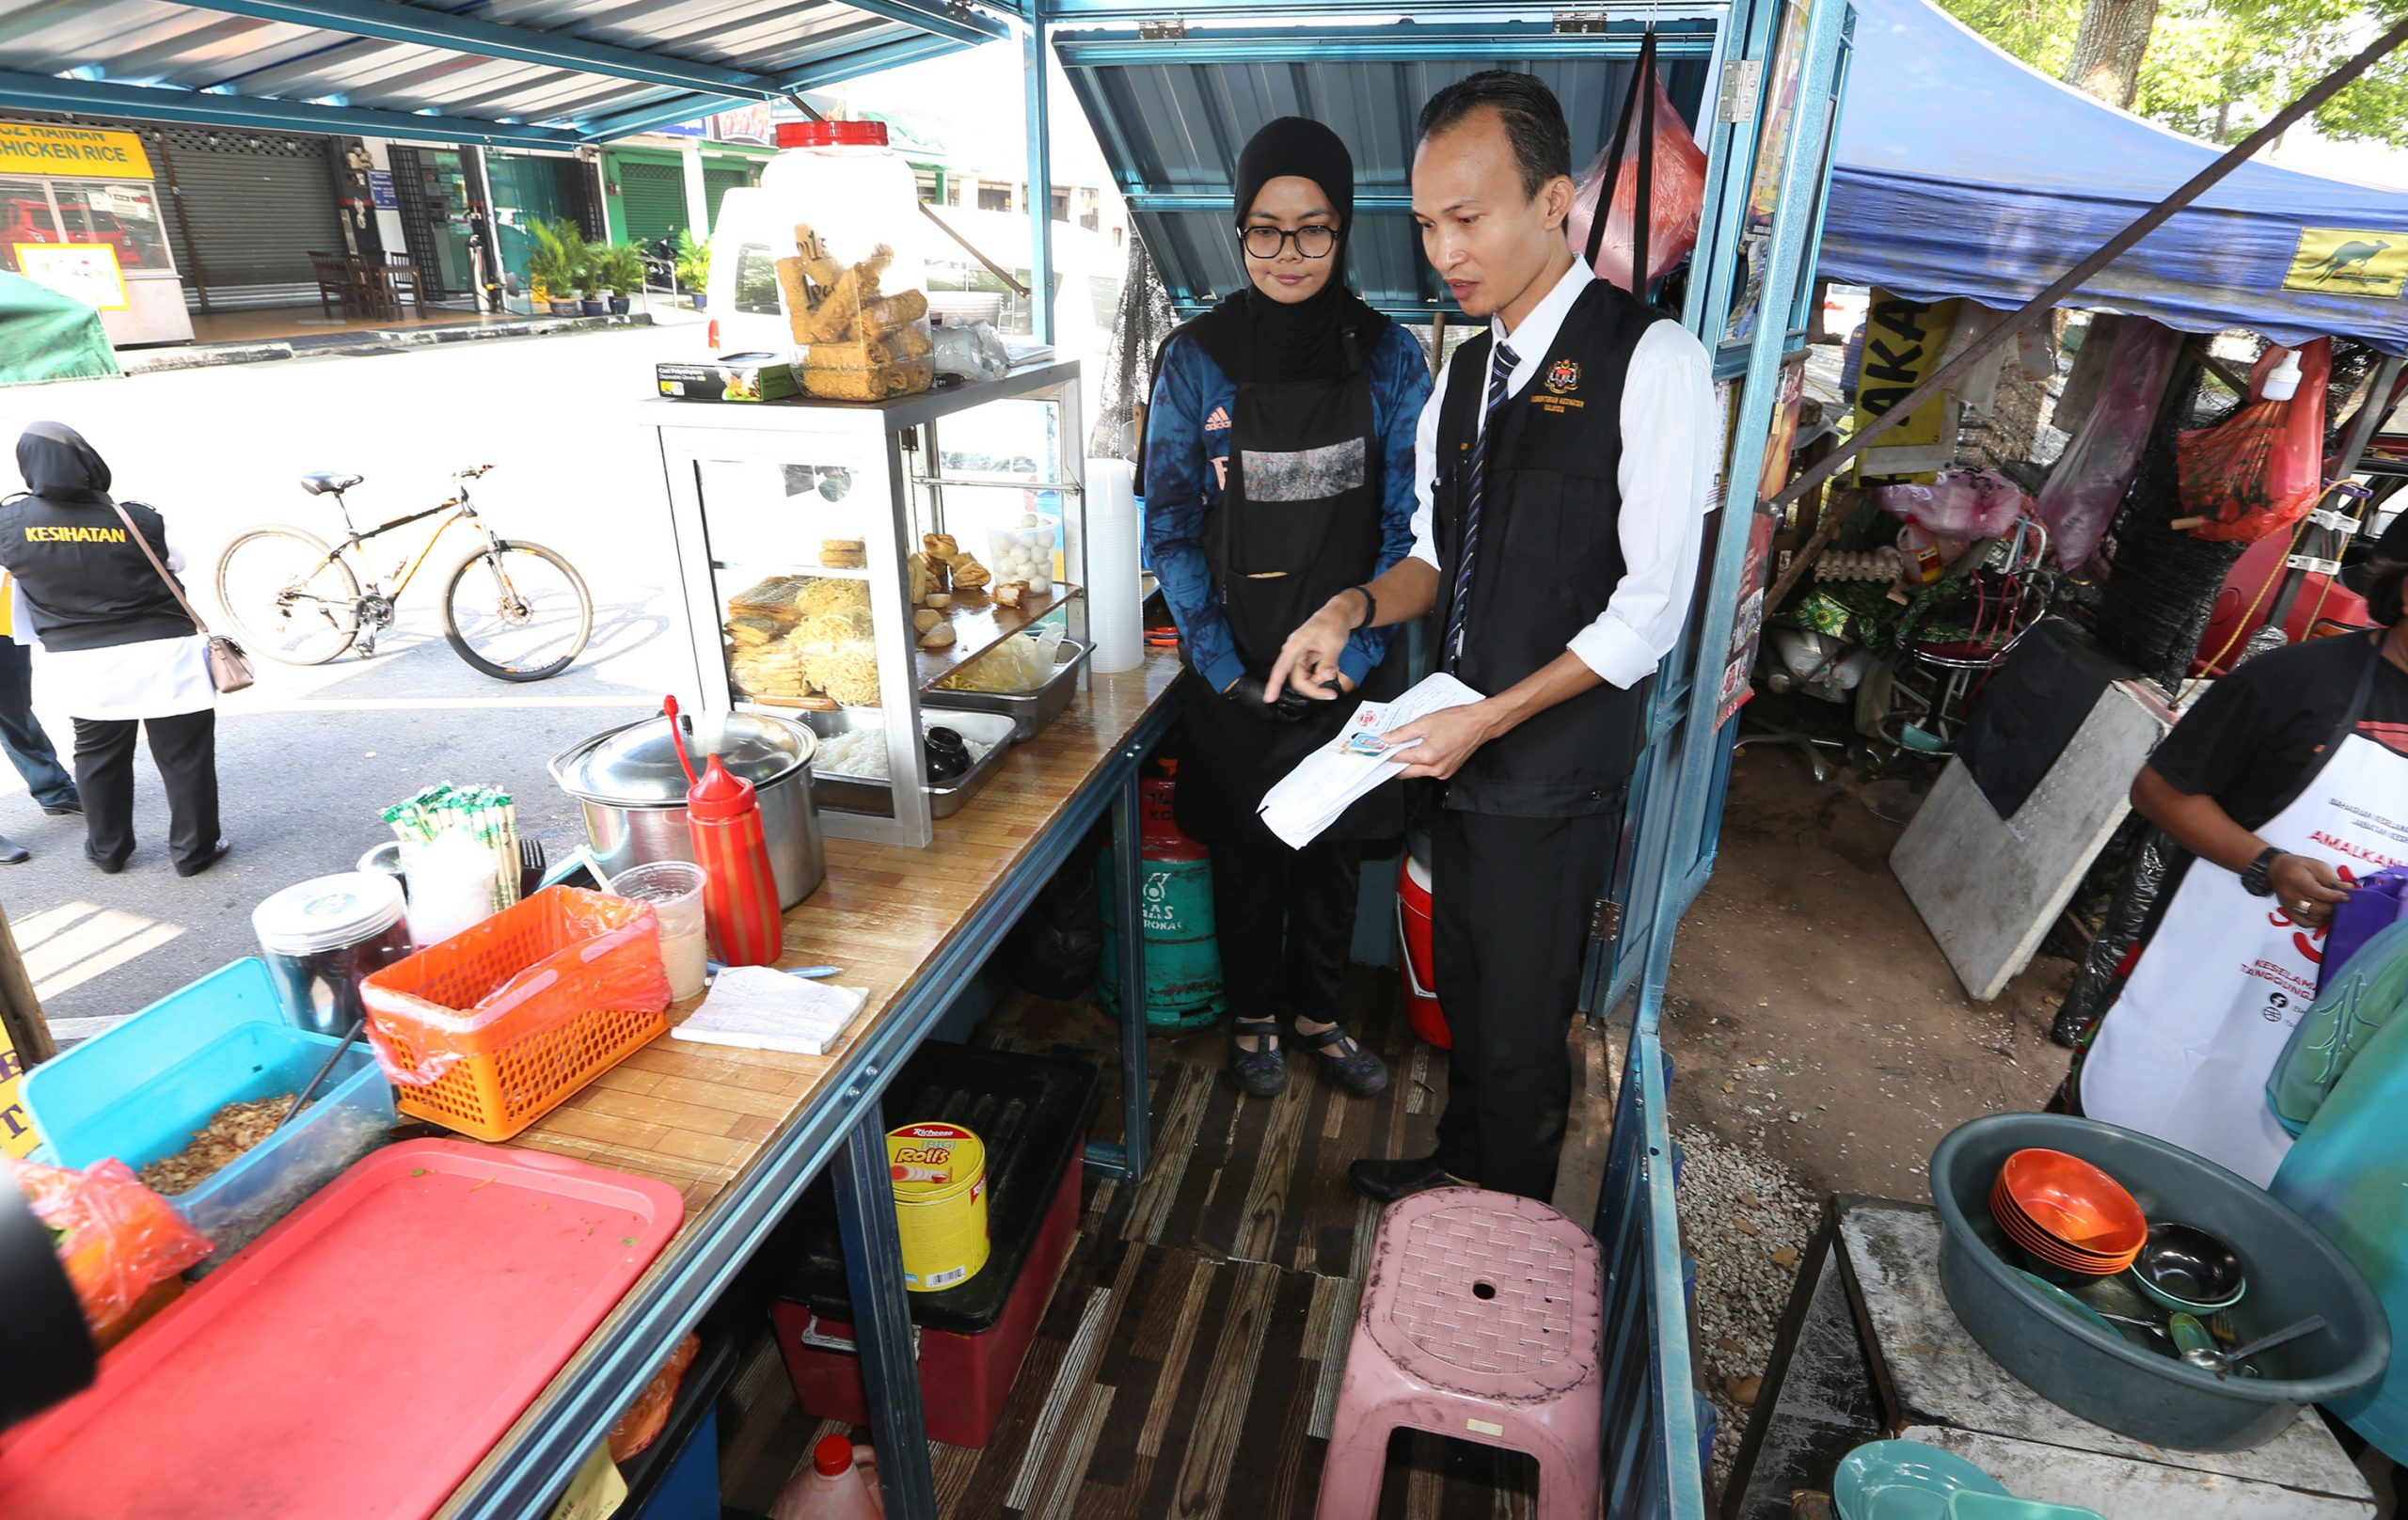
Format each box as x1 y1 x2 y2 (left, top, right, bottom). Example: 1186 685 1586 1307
703 165 752 230
616 159 688 245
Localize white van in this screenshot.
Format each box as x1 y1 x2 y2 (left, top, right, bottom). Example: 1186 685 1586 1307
705 192 1124 378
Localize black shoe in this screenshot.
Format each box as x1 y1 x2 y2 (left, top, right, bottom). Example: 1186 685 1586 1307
1349 1153 1473 1204
174 837 231 878
1289 1019 1389 1098
42 799 82 816
1227 1017 1288 1098
84 844 126 874
0 833 26 865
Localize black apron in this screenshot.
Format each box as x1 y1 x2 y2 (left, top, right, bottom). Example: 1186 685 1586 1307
1173 331 1406 844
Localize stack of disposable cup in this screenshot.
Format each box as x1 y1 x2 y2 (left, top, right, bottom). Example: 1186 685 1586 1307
1087 457 1143 673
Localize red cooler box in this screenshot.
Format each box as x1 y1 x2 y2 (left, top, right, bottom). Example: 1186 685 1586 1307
1399 853 1450 1048
766 1043 1098 1448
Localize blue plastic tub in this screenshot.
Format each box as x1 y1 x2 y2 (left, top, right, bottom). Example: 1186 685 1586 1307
22 958 395 1261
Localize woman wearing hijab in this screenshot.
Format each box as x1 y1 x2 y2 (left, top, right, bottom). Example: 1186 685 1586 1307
1144 118 1434 1099
0 422 227 877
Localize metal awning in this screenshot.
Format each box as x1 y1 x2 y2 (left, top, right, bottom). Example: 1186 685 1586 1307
0 0 1009 149
1054 14 1721 320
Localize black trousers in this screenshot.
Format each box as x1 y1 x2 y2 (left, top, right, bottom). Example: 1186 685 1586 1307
1429 806 1618 1202
1209 828 1361 1024
71 710 220 870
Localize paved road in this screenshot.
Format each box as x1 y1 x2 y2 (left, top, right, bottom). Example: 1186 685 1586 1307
0 323 714 1034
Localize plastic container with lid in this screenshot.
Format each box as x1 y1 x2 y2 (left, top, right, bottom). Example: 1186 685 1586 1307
758 120 930 294
250 872 412 1037
758 119 936 400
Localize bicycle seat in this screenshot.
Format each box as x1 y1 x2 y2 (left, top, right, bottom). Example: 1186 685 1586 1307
300 471 362 496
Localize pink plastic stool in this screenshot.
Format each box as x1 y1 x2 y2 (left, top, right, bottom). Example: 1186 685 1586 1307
1316 1188 1606 1519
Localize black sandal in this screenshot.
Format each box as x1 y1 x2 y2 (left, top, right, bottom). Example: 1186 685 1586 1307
1228 1017 1288 1097
1289 1021 1388 1098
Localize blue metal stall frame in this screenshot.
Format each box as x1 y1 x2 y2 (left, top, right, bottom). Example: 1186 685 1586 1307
1034 1 1852 1513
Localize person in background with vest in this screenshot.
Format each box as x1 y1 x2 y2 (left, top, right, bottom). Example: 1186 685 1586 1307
0 569 81 863
1268 72 1717 1204
0 423 228 878
1146 118 1434 1100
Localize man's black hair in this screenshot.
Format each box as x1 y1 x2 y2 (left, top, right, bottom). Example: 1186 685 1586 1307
1416 71 1573 201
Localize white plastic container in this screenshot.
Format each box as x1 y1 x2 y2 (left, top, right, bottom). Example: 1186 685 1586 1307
610 859 710 1001
756 120 929 298
401 832 499 948
986 517 1056 594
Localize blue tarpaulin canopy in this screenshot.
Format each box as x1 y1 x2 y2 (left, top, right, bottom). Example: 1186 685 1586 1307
1822 0 2408 351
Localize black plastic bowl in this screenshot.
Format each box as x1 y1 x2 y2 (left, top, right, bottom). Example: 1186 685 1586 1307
2135 1222 2247 1310
1931 1114 2388 1450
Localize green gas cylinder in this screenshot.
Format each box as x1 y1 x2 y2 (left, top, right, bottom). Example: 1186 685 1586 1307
1096 770 1225 1031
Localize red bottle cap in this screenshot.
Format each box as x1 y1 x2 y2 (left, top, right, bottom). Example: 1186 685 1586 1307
685 753 757 821
814 1433 854 1477
776 120 889 149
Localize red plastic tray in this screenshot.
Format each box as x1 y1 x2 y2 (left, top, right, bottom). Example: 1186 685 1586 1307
0 1138 683 1519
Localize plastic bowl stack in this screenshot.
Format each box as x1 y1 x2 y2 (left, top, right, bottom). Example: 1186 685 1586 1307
1989 1148 2147 1275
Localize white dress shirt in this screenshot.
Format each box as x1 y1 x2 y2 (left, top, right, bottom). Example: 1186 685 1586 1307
1408 260 1718 689
36 529 214 722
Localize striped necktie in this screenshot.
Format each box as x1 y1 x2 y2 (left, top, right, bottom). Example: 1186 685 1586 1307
1444 340 1520 673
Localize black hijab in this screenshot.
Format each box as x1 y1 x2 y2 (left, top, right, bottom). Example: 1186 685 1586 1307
1187 117 1387 387
15 421 113 506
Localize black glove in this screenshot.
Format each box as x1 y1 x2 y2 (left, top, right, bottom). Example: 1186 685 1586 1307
1225 672 1315 723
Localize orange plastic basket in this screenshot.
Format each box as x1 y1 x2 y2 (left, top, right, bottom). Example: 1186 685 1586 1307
360 887 672 1142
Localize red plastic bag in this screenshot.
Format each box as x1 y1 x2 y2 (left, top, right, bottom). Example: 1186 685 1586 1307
8 1157 211 1337
1565 44 1707 293
609 1332 700 1462
2176 339 2330 545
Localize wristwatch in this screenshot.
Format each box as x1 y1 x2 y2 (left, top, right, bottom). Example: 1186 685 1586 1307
2241 846 2285 897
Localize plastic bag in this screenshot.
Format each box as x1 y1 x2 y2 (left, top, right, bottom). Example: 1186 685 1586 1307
931 319 1010 383
2320 865 2408 997
937 626 1064 694
1873 469 2027 542
360 886 672 1089
2266 916 2408 1135
9 1157 212 1337
1565 40 1706 293
608 1332 700 1462
2176 338 2330 544
2035 316 2182 568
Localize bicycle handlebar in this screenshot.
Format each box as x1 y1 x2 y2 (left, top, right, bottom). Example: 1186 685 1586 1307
455 464 495 480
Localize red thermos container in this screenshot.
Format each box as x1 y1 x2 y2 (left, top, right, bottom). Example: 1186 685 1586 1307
685 754 784 966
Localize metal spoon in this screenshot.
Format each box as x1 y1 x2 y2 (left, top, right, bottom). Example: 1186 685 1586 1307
2181 1314 2326 1375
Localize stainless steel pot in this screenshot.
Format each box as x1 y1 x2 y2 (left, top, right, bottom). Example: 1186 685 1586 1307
549 712 825 908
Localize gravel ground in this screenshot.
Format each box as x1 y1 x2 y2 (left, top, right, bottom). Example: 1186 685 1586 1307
1678 1125 1822 1496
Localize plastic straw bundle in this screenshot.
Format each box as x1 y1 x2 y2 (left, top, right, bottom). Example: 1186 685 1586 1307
383 784 521 910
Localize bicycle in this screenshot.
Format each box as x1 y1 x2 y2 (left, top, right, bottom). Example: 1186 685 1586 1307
214 465 594 682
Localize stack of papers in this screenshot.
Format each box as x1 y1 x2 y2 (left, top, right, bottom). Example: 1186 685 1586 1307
1258 673 1484 848
672 965 868 1056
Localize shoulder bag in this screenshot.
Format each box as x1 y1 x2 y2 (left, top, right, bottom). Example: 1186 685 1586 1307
107 499 254 693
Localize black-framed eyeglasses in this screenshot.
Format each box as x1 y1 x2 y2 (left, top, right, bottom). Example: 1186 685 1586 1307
1240 225 1337 260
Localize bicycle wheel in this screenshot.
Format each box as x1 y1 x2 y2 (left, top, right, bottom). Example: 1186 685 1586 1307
440 539 592 681
214 527 360 666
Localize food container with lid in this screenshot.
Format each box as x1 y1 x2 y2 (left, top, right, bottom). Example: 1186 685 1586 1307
550 711 824 908
250 871 412 1037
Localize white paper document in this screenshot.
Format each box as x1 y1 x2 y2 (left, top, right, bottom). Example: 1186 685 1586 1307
672 964 868 1056
1257 673 1485 848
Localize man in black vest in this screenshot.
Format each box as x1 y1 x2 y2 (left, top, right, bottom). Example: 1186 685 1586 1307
1268 71 1717 1204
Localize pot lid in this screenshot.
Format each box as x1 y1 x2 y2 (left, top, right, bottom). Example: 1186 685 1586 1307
251 872 406 955
554 712 815 806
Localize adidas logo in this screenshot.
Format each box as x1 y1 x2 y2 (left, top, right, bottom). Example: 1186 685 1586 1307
1203 405 1232 432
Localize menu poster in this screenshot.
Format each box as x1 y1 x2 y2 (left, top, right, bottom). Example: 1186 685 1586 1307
14 243 129 312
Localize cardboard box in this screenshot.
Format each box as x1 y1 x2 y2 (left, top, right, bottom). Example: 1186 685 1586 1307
655 353 799 403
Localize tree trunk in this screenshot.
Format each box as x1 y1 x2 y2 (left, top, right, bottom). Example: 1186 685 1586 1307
2062 0 2161 108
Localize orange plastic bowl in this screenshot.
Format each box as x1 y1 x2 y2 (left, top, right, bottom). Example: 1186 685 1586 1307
1997 1148 2147 1259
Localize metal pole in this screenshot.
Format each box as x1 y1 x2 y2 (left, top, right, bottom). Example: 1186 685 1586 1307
1761 9 2408 610
832 1100 938 1520
1024 15 1057 345
1113 758 1149 1178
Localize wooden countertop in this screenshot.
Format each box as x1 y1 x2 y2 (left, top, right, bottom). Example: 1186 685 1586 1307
506 649 1184 1216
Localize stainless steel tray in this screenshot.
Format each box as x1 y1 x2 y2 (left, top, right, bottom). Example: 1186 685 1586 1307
800 707 1018 819
924 637 1093 742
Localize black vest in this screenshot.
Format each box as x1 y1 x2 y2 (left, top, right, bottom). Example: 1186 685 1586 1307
0 495 191 653
1433 278 1662 816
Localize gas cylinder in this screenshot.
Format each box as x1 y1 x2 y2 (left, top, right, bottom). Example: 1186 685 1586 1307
1096 764 1226 1031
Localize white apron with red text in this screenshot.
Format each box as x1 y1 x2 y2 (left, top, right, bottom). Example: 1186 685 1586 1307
2083 708 2408 1186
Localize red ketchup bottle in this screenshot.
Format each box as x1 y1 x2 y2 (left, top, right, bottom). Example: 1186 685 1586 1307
664 697 784 966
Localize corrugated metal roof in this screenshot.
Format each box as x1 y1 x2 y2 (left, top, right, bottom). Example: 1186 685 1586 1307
0 0 998 146
1057 18 1719 319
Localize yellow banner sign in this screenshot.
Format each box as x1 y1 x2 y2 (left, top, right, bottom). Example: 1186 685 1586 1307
2283 227 2408 298
1853 290 1960 483
0 121 153 181
1 1025 38 1160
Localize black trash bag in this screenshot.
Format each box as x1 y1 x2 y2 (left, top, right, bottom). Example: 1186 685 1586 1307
1004 831 1107 998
